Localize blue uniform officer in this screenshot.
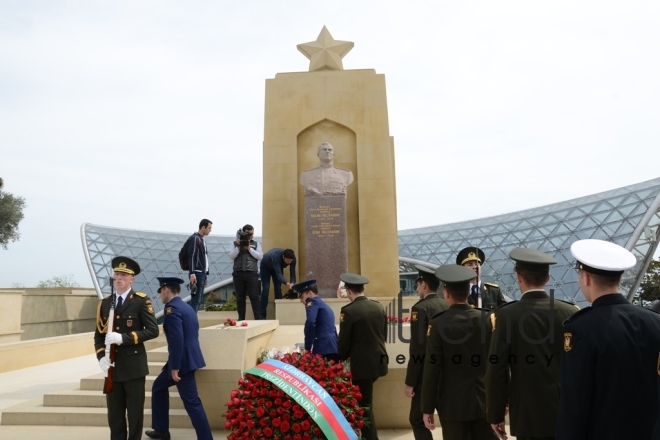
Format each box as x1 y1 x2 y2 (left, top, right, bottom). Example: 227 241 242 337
146 277 213 440
294 279 339 362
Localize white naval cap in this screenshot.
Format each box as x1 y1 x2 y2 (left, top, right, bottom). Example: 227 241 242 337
570 239 636 276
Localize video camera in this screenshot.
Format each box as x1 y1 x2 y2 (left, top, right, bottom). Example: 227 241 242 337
236 229 251 247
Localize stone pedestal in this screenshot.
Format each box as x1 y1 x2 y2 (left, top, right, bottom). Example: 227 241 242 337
304 195 348 297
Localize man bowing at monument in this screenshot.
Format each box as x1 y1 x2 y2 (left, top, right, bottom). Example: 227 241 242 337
146 277 213 440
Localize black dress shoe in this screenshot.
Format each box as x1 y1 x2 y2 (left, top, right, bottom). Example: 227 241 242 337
145 430 171 440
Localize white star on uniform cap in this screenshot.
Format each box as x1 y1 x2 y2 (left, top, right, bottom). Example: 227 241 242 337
570 239 636 273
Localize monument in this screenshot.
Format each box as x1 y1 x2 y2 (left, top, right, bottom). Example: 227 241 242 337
300 142 354 297
262 26 400 298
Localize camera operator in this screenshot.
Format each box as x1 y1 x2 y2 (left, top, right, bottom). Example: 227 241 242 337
228 224 263 320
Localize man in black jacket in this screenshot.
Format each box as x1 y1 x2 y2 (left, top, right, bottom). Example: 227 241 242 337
259 248 296 318
95 256 159 440
228 224 263 320
556 239 660 440
186 219 212 312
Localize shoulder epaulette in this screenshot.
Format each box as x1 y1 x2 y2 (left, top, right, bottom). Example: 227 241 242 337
341 302 354 310
411 298 424 308
564 306 592 323
557 299 580 310
135 291 147 298
484 282 499 288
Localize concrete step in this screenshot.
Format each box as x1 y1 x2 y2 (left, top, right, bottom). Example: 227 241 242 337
147 346 169 363
80 374 160 392
1 397 193 427
43 389 185 409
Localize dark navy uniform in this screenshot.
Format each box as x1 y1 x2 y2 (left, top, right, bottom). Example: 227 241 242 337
406 287 448 440
556 295 660 439
150 294 212 440
95 288 159 440
304 296 338 360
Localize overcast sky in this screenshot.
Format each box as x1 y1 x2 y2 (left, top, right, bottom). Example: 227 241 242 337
1 0 659 288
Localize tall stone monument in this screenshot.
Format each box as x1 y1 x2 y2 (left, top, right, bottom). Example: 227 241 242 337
262 26 400 298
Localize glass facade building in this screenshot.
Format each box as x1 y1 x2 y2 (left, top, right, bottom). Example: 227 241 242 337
82 178 660 312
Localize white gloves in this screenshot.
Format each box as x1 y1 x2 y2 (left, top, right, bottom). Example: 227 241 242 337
105 332 123 345
99 356 110 373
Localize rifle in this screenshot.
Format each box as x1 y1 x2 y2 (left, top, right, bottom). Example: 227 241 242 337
103 277 116 394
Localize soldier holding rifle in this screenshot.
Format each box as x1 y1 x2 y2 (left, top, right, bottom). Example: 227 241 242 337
95 256 159 440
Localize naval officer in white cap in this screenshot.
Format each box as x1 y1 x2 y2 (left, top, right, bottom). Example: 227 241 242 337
556 239 660 440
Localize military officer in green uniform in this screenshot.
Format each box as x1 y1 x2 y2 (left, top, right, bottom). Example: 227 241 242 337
457 246 506 309
337 273 388 440
95 256 159 440
421 264 497 440
404 265 449 440
485 248 578 440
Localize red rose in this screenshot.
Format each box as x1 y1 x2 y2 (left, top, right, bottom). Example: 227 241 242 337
280 420 290 433
292 423 301 433
256 407 266 418
357 420 365 429
300 420 311 431
265 401 273 409
264 427 273 437
276 406 284 415
313 426 321 436
247 420 255 429
282 401 292 409
293 435 302 440
269 410 276 418
293 404 301 412
231 390 239 398
272 418 282 428
260 417 269 427
282 413 291 421
294 411 303 420
302 434 311 440
224 421 232 430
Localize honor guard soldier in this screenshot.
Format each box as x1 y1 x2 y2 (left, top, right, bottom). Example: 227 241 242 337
556 239 660 440
421 264 497 440
94 256 159 440
295 279 339 362
404 265 449 440
337 273 388 440
485 248 578 440
146 277 213 440
457 247 506 309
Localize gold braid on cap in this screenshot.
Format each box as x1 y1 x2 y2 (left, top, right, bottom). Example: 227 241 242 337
96 301 109 334
461 252 482 265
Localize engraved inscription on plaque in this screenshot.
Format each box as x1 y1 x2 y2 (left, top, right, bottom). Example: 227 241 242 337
301 142 353 298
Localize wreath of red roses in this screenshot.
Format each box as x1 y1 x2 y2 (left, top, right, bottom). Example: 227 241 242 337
225 352 369 440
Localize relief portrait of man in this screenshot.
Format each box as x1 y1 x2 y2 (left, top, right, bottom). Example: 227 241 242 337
300 142 354 196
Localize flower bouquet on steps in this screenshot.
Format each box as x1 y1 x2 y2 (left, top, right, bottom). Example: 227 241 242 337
225 351 369 440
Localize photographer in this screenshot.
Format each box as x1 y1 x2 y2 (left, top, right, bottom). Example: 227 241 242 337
228 224 263 320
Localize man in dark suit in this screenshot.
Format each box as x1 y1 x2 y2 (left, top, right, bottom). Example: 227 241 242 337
419 264 495 440
146 277 213 440
405 265 449 440
95 256 159 440
485 248 578 440
456 246 506 309
556 239 660 439
295 279 339 361
337 273 388 440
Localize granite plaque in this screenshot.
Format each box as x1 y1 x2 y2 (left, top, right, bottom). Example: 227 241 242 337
301 143 354 297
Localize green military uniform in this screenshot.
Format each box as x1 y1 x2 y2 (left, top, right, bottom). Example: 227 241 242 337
337 273 387 440
467 282 506 310
405 266 449 440
421 265 497 440
94 257 159 440
485 249 579 440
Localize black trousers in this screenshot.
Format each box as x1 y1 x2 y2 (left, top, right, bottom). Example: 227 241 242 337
440 418 498 440
105 376 146 440
233 271 261 320
353 378 378 440
409 384 433 440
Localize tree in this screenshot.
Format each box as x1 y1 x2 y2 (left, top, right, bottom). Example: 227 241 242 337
0 177 27 250
36 275 80 288
639 258 660 302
